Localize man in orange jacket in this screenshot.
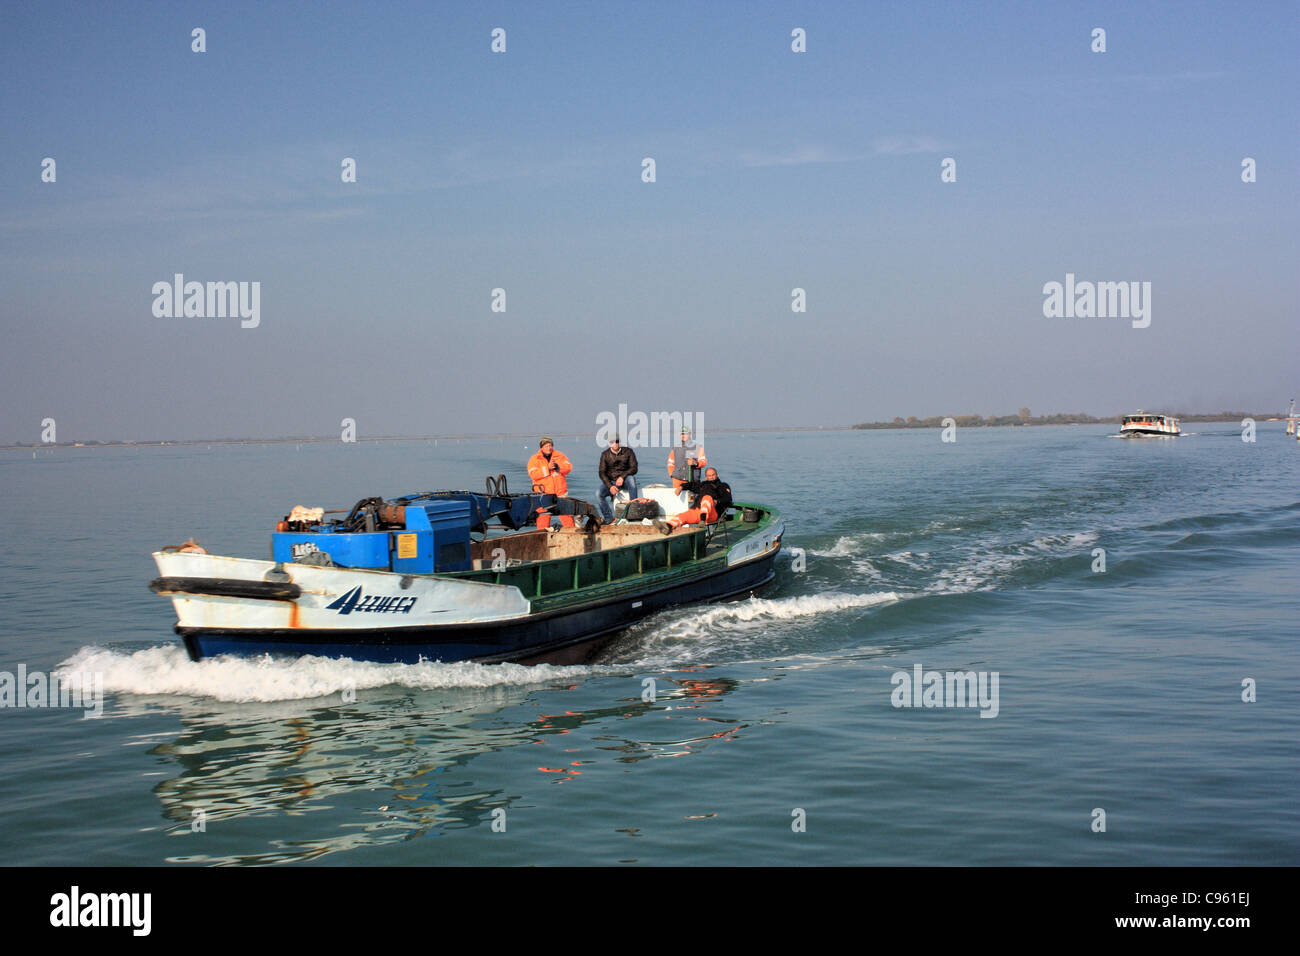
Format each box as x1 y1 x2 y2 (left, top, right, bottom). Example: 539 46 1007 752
527 437 575 528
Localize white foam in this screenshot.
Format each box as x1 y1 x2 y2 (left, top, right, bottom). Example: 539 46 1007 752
851 558 884 582
56 644 595 703
606 590 903 667
692 590 901 624
880 550 930 570
928 530 1100 594
1029 531 1098 550
806 532 893 557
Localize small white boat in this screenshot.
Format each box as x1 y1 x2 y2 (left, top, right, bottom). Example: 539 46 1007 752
1119 412 1181 438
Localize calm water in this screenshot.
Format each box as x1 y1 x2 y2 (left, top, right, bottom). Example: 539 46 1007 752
1 426 1296 865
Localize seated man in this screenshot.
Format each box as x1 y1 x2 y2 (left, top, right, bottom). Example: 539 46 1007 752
597 435 639 522
655 467 733 533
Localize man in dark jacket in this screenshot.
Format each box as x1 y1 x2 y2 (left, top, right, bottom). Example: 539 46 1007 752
657 467 732 532
597 436 640 521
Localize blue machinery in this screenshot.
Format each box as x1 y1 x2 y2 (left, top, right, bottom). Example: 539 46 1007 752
270 485 601 574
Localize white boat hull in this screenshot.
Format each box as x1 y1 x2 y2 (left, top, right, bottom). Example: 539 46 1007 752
152 551 531 632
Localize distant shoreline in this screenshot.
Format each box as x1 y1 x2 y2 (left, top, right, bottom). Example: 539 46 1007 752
0 424 845 451
3 413 1286 451
850 411 1282 430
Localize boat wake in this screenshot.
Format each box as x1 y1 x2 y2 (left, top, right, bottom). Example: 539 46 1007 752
806 532 895 557
803 526 1101 595
927 531 1099 594
57 592 906 700
804 520 957 559
56 644 596 704
603 591 901 666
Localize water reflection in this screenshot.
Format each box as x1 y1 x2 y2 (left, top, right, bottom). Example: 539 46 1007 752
594 677 749 762
120 671 742 865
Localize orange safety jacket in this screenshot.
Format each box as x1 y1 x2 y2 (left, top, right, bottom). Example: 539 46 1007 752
527 449 573 496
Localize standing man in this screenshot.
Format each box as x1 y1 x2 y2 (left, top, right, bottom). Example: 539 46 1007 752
597 435 639 522
667 425 707 493
527 437 574 528
528 437 572 495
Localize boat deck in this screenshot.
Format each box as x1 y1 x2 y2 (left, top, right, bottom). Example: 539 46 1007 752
468 514 752 564
454 505 779 610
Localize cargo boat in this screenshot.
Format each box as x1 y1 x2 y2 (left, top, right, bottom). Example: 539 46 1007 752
150 482 783 665
1119 412 1181 438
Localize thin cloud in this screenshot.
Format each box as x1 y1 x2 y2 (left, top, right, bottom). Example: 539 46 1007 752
0 139 591 235
737 145 861 168
873 135 951 156
736 137 953 167
1114 70 1230 92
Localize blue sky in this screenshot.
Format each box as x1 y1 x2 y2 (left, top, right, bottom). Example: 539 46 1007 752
2 0 1296 441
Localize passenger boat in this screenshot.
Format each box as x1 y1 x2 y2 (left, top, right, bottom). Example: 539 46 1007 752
1119 412 1181 438
149 480 783 665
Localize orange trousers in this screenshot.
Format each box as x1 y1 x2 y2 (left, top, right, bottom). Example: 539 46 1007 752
664 495 716 530
536 509 575 529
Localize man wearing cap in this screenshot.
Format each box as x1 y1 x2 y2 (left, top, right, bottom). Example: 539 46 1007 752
597 435 639 522
666 426 706 494
527 438 574 528
528 437 572 495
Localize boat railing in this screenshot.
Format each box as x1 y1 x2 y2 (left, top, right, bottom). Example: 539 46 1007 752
451 502 775 601
464 525 711 599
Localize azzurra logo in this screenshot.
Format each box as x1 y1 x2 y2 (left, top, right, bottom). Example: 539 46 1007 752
326 586 417 615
